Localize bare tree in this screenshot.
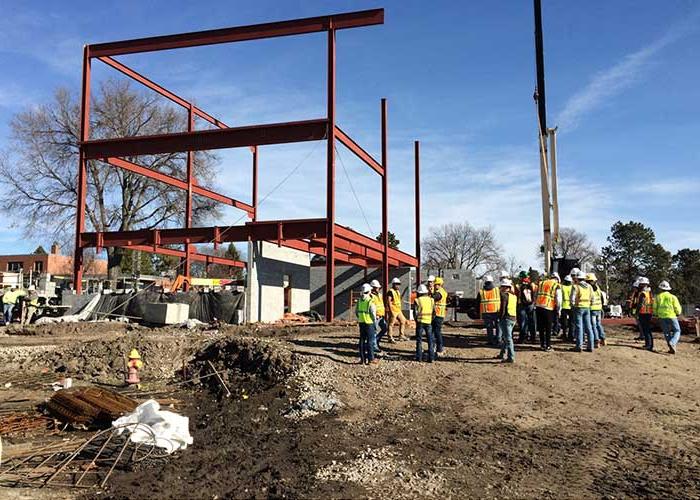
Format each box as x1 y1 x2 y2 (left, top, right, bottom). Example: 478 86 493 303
422 222 503 276
549 227 598 266
504 255 524 278
0 79 221 278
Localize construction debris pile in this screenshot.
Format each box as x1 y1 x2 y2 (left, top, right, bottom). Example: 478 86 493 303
47 387 138 427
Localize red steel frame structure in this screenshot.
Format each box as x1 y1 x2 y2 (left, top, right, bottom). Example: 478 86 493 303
73 8 421 320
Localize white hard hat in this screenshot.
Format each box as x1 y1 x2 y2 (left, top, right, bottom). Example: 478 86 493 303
28 285 36 291
632 279 640 287
571 267 580 276
551 272 560 280
392 277 401 285
361 283 372 294
638 277 650 285
417 284 428 294
564 275 572 282
577 270 587 280
658 280 671 291
484 275 494 283
499 278 512 287
370 279 381 288
427 275 436 282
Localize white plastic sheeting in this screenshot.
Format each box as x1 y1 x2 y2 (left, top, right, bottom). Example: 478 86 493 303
112 399 193 454
35 294 102 324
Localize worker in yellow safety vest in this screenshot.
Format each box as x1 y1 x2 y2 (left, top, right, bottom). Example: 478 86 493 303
370 279 387 353
356 283 379 365
431 276 448 356
497 278 518 363
653 280 682 354
570 270 595 352
480 275 501 346
2 287 21 325
587 273 606 347
636 277 654 351
414 284 435 362
387 278 407 342
21 286 40 325
535 272 561 352
559 275 574 342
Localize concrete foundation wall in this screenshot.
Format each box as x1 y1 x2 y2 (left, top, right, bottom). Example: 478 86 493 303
310 265 412 320
246 241 310 323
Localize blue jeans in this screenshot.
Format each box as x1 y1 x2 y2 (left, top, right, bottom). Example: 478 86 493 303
639 314 653 349
660 318 681 348
483 313 500 345
359 323 376 363
591 310 605 341
415 322 434 362
575 308 594 350
499 318 515 361
432 316 444 353
374 317 388 349
517 305 536 342
3 303 14 324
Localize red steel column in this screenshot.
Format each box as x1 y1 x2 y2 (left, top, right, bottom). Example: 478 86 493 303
183 106 194 287
381 98 389 295
73 46 91 294
414 140 421 285
325 27 336 322
252 146 258 221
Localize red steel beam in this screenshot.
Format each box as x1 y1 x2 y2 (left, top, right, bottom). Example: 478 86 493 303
104 157 254 214
82 119 328 159
88 9 384 57
415 140 421 284
79 219 328 248
334 224 418 266
125 244 246 268
335 126 383 176
73 47 91 294
325 28 336 321
380 98 389 294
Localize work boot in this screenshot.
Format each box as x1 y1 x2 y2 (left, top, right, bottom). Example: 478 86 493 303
600 338 606 346
594 341 600 349
669 344 676 355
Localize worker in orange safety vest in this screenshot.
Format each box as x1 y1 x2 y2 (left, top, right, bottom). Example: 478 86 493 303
480 275 501 346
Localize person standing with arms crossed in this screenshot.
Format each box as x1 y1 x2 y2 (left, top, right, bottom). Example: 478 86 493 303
588 273 606 347
370 280 387 352
497 278 518 363
356 283 379 365
480 275 501 346
559 275 574 342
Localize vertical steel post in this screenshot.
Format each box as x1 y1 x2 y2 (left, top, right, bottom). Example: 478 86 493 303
183 106 194 287
381 98 389 295
548 127 559 243
414 140 421 285
325 27 336 322
252 146 258 221
73 46 91 294
533 0 548 135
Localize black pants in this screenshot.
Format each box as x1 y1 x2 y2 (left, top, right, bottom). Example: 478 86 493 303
560 309 573 339
536 307 554 349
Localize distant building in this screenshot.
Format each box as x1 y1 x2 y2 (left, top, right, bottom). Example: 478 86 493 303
0 243 107 278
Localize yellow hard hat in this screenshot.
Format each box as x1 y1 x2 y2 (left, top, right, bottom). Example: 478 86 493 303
434 277 444 285
586 273 597 282
128 349 141 359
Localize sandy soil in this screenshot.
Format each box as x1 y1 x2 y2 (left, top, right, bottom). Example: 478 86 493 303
2 323 700 499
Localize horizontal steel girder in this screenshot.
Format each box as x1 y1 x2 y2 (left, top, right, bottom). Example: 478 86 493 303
124 244 246 268
335 126 383 176
105 157 254 214
82 119 328 159
80 219 328 248
88 9 384 57
334 224 418 266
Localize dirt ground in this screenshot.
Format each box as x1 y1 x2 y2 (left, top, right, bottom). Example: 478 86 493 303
2 321 700 499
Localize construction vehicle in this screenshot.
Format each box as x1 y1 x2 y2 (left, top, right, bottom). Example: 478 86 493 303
168 275 235 292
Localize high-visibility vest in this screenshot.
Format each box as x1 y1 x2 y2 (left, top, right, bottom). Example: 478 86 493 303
389 288 402 314
653 291 681 319
535 279 559 310
372 293 385 316
591 288 603 311
480 288 500 314
505 292 517 317
2 291 18 305
575 284 591 308
638 290 653 315
561 284 572 310
415 295 434 324
356 296 374 324
434 288 447 318
629 290 639 314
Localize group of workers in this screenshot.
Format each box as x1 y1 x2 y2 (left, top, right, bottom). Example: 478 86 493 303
355 268 685 365
0 286 39 325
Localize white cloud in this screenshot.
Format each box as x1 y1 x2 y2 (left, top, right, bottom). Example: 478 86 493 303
556 10 700 131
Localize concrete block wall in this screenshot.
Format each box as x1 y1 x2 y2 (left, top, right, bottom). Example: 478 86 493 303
310 265 412 320
246 241 311 323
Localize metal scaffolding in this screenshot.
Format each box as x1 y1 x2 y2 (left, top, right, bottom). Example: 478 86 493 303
73 8 421 320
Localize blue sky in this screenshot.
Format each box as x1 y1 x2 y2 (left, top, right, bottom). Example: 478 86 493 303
0 0 699 269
